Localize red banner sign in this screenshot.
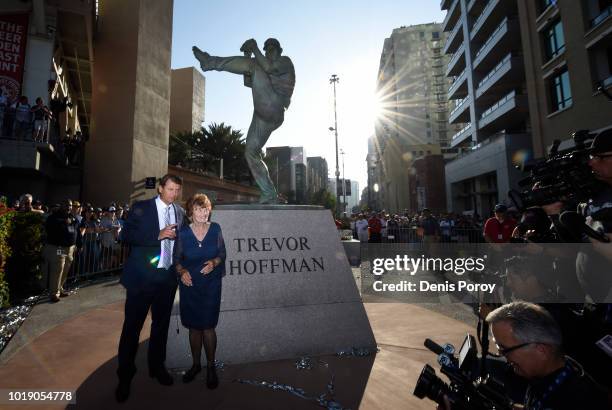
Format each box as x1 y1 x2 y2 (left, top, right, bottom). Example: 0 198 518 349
0 13 29 104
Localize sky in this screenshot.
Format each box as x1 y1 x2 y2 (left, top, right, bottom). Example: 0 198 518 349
171 0 446 190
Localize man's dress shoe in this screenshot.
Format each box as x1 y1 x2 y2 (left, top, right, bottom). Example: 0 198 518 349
149 368 174 386
115 379 131 403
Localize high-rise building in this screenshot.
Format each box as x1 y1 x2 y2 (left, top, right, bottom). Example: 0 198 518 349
306 156 328 195
441 0 612 216
265 146 307 204
441 0 532 216
366 135 384 211
517 0 612 155
375 23 461 213
170 67 205 134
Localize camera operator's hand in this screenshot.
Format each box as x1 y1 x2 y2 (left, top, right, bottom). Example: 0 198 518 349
436 394 451 410
158 224 177 240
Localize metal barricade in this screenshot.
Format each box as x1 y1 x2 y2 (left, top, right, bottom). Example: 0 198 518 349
68 235 129 282
382 226 483 245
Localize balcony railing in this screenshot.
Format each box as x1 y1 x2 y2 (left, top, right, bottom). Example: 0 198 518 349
471 0 495 38
591 5 612 28
598 75 612 89
446 43 465 75
474 17 508 60
451 122 472 141
448 69 467 95
480 90 516 120
450 96 470 117
477 53 512 89
444 20 463 54
442 0 460 31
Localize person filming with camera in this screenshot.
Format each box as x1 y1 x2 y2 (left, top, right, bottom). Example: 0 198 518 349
437 301 608 409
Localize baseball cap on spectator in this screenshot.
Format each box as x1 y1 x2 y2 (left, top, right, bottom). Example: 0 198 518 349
73 201 81 207
590 128 612 154
108 206 116 212
95 207 102 213
494 204 508 213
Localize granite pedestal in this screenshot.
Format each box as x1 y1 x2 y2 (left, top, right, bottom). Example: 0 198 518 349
166 205 376 368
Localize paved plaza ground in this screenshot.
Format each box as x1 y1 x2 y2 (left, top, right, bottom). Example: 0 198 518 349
0 271 476 410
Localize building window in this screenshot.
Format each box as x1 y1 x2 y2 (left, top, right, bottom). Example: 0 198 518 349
420 31 425 40
549 69 572 112
543 20 565 60
432 31 440 40
587 0 612 29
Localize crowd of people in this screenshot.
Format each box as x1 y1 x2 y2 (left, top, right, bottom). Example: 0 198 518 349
7 193 130 302
0 94 84 166
338 208 494 244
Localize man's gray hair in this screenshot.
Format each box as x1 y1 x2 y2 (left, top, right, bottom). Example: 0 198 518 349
19 193 33 202
486 301 562 347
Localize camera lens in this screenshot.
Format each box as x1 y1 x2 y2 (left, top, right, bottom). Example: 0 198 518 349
414 364 450 403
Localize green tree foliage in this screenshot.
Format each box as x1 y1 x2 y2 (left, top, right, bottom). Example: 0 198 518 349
5 212 45 303
169 123 252 183
0 201 13 307
309 189 336 212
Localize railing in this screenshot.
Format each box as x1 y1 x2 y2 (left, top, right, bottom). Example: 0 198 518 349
368 227 484 244
67 231 129 282
480 90 516 120
449 69 467 93
442 0 460 31
450 96 469 117
477 53 512 90
446 43 465 75
600 75 612 89
591 4 612 28
471 0 494 36
474 17 508 60
451 122 472 141
444 20 463 54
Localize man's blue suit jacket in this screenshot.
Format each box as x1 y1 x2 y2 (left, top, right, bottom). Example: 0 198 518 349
120 198 185 293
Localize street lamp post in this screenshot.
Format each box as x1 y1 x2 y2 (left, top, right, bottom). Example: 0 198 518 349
340 149 346 214
329 74 340 216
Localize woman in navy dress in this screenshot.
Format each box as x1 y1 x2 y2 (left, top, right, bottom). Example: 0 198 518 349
173 193 225 388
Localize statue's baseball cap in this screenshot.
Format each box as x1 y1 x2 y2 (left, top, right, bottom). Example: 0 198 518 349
263 38 281 51
590 128 612 154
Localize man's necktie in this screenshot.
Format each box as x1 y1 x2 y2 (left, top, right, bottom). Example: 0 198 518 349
162 206 172 268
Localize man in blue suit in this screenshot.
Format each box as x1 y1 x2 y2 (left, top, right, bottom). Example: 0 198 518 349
115 174 185 402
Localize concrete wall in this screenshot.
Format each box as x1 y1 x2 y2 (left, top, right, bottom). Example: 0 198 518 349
22 36 54 105
85 0 173 205
170 67 205 134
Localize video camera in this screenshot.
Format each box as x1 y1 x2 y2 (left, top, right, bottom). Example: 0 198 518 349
413 335 513 410
508 130 606 211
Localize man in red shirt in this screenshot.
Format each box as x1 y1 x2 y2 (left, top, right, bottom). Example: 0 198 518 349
368 213 382 243
483 204 516 243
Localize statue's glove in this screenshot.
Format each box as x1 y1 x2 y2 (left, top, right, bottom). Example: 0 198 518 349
240 38 257 54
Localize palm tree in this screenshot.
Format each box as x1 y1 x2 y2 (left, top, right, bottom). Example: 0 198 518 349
169 123 251 183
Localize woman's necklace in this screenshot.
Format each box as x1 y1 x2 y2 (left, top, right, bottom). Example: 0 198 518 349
191 223 209 247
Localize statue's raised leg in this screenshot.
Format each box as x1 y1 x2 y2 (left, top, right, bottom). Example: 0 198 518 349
192 46 252 74
245 114 281 204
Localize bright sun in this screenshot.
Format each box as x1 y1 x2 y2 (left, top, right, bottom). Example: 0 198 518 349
343 87 384 132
